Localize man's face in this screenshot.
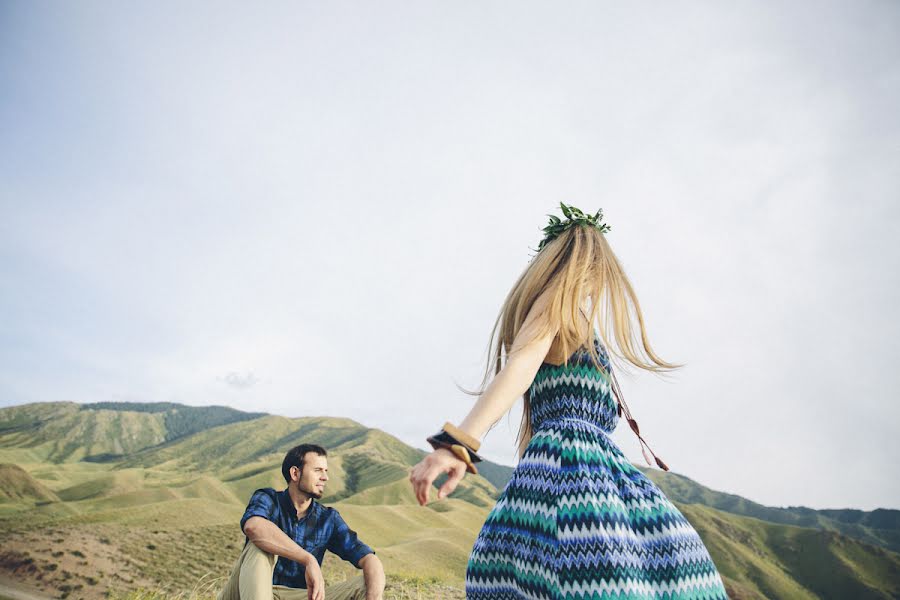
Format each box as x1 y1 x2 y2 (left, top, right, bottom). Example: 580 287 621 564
291 452 329 499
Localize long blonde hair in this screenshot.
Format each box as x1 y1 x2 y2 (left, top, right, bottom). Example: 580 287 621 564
474 223 683 460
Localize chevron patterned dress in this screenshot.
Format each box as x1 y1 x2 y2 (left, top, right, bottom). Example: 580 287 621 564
465 338 729 599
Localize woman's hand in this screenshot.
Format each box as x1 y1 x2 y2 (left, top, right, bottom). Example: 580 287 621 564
409 447 469 506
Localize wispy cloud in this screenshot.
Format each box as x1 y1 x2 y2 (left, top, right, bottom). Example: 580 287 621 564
219 372 260 391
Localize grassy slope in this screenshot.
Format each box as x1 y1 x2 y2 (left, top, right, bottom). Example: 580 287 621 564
1 401 899 600
0 402 271 464
682 503 900 599
0 403 167 462
0 464 59 504
643 467 900 554
113 414 500 507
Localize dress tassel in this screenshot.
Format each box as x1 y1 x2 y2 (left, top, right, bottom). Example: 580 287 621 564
612 371 670 472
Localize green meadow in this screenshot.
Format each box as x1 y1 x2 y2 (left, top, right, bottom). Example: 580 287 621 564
1 402 898 599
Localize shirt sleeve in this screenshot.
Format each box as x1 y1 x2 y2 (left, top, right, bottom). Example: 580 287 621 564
240 488 277 532
326 509 374 567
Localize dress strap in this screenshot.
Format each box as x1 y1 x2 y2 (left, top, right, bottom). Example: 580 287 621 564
610 369 670 472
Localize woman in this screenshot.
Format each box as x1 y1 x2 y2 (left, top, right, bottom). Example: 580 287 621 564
409 204 729 599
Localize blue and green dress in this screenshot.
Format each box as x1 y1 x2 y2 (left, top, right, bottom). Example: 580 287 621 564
465 339 729 599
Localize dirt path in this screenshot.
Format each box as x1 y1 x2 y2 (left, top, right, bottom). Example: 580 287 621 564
0 580 52 600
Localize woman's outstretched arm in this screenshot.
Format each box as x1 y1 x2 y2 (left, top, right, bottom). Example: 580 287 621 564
409 292 559 505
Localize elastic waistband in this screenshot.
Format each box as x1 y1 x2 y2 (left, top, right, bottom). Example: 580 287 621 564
533 416 612 435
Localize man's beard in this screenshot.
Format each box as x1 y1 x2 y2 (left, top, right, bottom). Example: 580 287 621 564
301 483 323 499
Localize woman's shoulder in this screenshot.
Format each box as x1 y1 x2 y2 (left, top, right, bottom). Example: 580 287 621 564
542 320 596 366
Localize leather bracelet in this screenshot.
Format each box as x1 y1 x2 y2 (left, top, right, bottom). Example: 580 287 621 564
427 439 479 475
426 423 484 476
426 431 481 463
429 422 482 457
427 430 483 464
440 421 481 452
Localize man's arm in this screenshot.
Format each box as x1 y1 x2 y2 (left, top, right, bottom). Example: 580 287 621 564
325 509 384 598
243 516 315 566
357 553 385 600
243 516 326 600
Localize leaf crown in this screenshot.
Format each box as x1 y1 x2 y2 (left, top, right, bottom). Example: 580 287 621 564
535 202 611 253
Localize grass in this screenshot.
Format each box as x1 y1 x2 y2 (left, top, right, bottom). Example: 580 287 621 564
106 573 223 600
103 573 466 600
5 474 899 600
2 402 900 600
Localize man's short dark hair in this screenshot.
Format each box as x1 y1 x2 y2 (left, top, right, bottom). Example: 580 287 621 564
282 444 328 483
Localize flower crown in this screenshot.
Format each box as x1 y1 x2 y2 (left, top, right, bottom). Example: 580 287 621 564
535 202 611 253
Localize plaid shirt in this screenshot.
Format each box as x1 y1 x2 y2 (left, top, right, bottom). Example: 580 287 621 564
240 487 375 589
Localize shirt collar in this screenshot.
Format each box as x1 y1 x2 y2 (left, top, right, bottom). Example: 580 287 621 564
278 488 318 521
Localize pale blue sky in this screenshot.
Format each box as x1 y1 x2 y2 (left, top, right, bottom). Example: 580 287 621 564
1 1 898 511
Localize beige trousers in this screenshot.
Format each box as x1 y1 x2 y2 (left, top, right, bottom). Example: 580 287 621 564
217 541 367 600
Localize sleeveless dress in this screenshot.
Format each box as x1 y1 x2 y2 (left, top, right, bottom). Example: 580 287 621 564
465 338 729 599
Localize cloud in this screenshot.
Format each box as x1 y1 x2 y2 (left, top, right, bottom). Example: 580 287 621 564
219 372 260 391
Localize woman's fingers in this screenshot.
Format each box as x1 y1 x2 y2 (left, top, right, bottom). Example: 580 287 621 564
438 462 466 500
418 464 435 505
410 470 422 505
418 474 429 505
418 479 429 506
409 461 431 506
409 451 469 505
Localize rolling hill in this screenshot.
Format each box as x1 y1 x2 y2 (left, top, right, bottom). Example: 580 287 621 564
643 467 900 555
0 401 898 600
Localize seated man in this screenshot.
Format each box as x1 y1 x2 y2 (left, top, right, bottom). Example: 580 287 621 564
218 443 385 600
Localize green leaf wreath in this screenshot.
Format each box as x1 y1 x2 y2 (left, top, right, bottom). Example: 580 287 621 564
535 202 611 253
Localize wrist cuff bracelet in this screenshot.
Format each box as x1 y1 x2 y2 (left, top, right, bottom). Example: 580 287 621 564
426 423 483 475
433 441 479 475
440 422 481 452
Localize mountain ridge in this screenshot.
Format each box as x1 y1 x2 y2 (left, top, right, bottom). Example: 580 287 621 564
1 400 898 600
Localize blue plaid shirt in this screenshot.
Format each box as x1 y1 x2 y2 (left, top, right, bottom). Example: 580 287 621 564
240 488 375 589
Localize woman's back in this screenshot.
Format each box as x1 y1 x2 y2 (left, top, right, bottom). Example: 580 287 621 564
529 337 620 435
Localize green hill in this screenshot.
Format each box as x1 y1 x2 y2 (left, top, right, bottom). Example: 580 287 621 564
0 401 266 463
640 466 900 554
0 400 898 600
0 463 59 504
83 401 267 445
680 502 900 599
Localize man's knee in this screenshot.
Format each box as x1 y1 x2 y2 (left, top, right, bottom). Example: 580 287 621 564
238 542 278 599
325 574 366 600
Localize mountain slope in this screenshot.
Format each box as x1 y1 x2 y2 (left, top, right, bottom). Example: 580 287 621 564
641 466 900 554
680 502 900 599
1 401 898 600
0 401 266 462
113 414 499 507
0 464 59 504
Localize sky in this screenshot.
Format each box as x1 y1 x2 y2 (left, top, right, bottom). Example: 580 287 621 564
1 1 898 511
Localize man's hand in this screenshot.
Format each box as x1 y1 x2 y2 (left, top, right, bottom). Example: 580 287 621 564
409 447 469 506
303 556 325 600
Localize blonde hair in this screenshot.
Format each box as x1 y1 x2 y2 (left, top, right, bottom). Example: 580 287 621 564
474 224 683 459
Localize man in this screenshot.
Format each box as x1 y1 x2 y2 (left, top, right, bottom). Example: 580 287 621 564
218 444 385 600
